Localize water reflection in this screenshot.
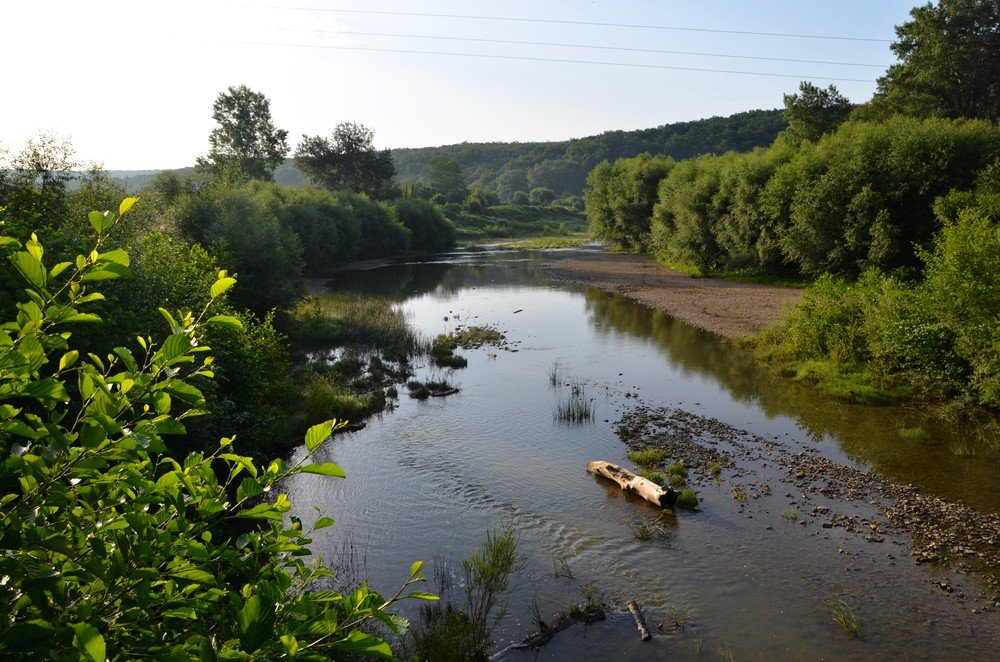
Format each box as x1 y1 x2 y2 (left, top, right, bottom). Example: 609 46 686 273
582 286 1000 512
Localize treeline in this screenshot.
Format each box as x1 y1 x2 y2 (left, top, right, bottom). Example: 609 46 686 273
391 109 785 200
585 119 1000 415
585 0 1000 419
588 117 1000 277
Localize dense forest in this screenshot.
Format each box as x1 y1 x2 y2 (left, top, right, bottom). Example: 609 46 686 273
585 0 1000 422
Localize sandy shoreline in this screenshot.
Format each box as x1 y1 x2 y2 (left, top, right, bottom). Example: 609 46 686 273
542 251 804 339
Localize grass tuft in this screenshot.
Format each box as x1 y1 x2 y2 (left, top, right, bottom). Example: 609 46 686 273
676 488 698 510
627 448 668 467
827 598 862 639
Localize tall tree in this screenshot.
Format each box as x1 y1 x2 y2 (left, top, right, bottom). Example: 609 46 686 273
423 156 467 203
294 122 396 198
197 85 289 181
782 82 853 144
873 0 1000 121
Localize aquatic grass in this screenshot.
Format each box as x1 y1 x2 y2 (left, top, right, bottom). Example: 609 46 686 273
668 473 688 487
555 380 595 423
628 521 656 541
676 488 698 510
781 508 799 521
898 426 927 440
827 598 862 639
730 485 748 505
636 468 666 485
289 293 422 356
548 361 562 387
303 373 384 425
553 553 575 579
627 448 668 466
710 461 723 477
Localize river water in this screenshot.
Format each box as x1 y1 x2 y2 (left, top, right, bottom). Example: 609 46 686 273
284 247 999 660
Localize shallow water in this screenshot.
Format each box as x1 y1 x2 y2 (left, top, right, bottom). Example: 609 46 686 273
284 247 999 659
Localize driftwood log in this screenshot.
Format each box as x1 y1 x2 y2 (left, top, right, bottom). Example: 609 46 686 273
587 460 678 508
626 600 652 641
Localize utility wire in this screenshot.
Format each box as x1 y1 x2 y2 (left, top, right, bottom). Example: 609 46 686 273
270 27 891 68
172 35 878 82
269 7 893 43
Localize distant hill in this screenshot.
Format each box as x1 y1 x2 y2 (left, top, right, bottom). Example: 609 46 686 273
108 108 786 198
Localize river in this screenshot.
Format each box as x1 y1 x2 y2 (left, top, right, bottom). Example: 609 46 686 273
284 247 999 660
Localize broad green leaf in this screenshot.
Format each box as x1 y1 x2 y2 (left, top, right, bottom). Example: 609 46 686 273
304 421 333 451
333 630 394 660
71 623 105 662
10 252 46 288
98 248 130 267
237 476 263 502
119 196 139 215
280 634 299 657
113 347 138 372
49 261 72 278
409 560 423 577
238 595 261 636
170 568 216 585
404 591 439 601
206 314 243 331
89 210 113 234
0 236 20 250
80 263 131 281
0 620 56 653
59 350 79 371
158 307 178 331
210 276 237 298
21 378 70 402
159 380 204 406
162 333 191 360
239 503 283 521
62 313 101 323
299 462 346 478
314 516 335 530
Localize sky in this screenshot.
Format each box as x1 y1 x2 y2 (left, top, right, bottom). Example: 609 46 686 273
1 0 918 170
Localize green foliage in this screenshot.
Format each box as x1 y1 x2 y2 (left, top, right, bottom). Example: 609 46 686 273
171 181 305 313
391 198 457 252
423 156 468 203
626 448 668 466
197 85 289 181
586 153 675 251
335 192 411 259
782 82 852 145
872 0 1000 121
676 488 699 510
408 527 523 661
0 204 433 658
294 122 397 198
288 293 421 359
392 109 786 197
528 187 557 205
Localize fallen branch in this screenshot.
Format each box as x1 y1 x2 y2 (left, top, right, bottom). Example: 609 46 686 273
587 460 678 508
626 600 652 641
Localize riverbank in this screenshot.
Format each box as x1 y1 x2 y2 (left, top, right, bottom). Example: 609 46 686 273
541 251 804 339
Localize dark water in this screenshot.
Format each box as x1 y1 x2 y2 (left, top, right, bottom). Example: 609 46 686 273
285 248 999 659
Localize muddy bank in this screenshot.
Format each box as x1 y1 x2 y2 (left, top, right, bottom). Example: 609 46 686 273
542 252 803 338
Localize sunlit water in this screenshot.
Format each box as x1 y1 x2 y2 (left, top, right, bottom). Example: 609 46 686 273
284 248 999 659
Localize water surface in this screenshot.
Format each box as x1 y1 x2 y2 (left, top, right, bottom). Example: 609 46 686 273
285 248 999 659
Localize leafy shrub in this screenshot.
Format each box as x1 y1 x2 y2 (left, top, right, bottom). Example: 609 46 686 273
0 201 434 658
392 197 457 252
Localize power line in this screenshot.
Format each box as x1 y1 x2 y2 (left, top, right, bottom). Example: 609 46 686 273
172 35 878 83
270 7 893 43
271 27 891 68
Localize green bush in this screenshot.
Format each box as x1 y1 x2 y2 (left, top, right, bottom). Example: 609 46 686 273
392 197 457 252
0 201 434 658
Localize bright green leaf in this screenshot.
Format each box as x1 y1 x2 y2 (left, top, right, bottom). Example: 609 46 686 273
304 421 333 451
299 462 346 478
71 623 105 662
